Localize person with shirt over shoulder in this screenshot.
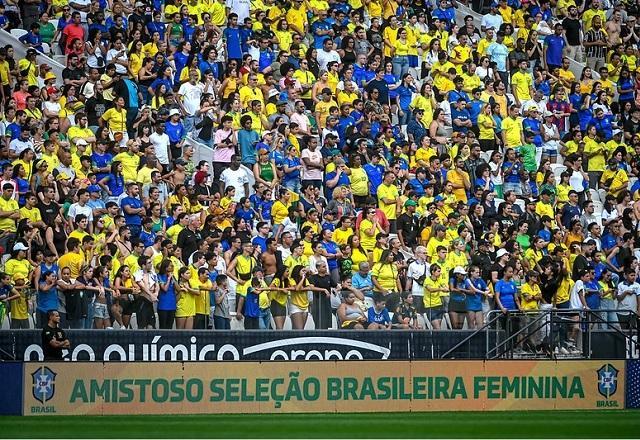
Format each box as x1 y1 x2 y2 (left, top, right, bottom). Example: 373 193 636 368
616 268 640 330
41 310 70 360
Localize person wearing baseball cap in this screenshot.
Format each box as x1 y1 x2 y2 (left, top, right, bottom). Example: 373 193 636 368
600 157 627 197
449 265 470 329
397 199 419 250
19 49 39 86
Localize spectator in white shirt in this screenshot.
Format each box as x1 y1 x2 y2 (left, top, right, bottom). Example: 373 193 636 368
617 269 640 329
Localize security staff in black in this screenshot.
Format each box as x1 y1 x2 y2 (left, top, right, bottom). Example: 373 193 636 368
41 310 70 360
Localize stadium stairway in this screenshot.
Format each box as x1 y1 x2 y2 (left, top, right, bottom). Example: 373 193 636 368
1 30 65 81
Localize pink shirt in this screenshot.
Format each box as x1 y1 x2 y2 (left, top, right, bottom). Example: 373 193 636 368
290 112 310 134
300 148 323 181
213 129 235 163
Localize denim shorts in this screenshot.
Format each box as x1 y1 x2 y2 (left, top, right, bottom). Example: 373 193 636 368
93 302 109 319
425 306 445 321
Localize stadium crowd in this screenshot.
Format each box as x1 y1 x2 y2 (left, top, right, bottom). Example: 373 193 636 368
0 0 638 351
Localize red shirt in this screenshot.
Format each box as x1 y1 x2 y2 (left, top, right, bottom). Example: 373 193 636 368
12 91 29 111
62 23 85 54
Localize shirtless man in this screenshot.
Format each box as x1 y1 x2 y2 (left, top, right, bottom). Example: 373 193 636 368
164 158 187 188
260 238 281 284
606 10 623 46
115 225 133 259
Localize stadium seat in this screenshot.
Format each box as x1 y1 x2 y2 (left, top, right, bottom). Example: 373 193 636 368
54 54 68 65
364 297 375 309
589 189 601 203
592 201 604 215
304 315 315 330
41 42 50 54
49 19 58 30
514 198 525 211
598 189 608 204
442 313 452 330
10 29 27 39
550 164 567 177
494 197 505 207
421 314 433 330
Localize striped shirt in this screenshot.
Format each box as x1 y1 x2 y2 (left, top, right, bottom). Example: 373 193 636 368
584 28 608 59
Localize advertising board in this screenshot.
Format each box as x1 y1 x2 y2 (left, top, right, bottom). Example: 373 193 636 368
23 360 625 415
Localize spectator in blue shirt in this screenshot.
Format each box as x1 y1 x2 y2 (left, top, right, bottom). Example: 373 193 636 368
432 0 456 29
367 295 391 328
543 23 566 70
363 154 385 196
258 38 275 73
165 109 185 160
407 109 428 145
407 167 429 197
223 14 243 62
237 115 260 167
120 182 145 237
19 23 43 53
448 77 470 103
590 108 614 141
311 11 332 48
146 11 166 41
451 98 472 134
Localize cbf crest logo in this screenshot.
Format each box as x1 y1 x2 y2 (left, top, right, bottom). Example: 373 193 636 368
597 363 618 399
32 366 56 403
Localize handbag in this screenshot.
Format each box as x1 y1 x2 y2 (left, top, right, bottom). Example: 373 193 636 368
19 61 31 78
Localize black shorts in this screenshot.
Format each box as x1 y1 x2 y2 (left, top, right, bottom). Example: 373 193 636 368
194 313 209 329
270 300 287 317
119 297 136 316
448 299 467 313
135 298 156 328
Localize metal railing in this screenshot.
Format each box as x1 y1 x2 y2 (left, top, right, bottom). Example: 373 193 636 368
439 312 503 359
484 308 639 360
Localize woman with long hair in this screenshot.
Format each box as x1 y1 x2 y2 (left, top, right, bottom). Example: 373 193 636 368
429 108 449 145
12 163 29 207
113 265 141 329
371 249 401 296
99 161 126 202
195 93 217 148
274 19 293 52
338 36 357 67
617 67 635 108
477 103 496 152
128 39 144 79
156 259 177 329
174 266 199 330
422 38 441 77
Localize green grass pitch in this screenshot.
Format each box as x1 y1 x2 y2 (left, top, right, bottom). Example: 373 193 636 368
3 410 639 438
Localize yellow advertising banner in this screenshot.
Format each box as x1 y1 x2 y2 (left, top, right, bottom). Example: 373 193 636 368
23 360 625 415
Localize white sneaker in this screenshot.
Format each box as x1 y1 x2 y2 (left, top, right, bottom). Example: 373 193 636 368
106 326 114 330
559 347 570 355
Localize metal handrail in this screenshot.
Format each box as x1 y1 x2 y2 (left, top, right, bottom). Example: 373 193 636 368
439 313 502 359
485 308 640 360
486 310 551 359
